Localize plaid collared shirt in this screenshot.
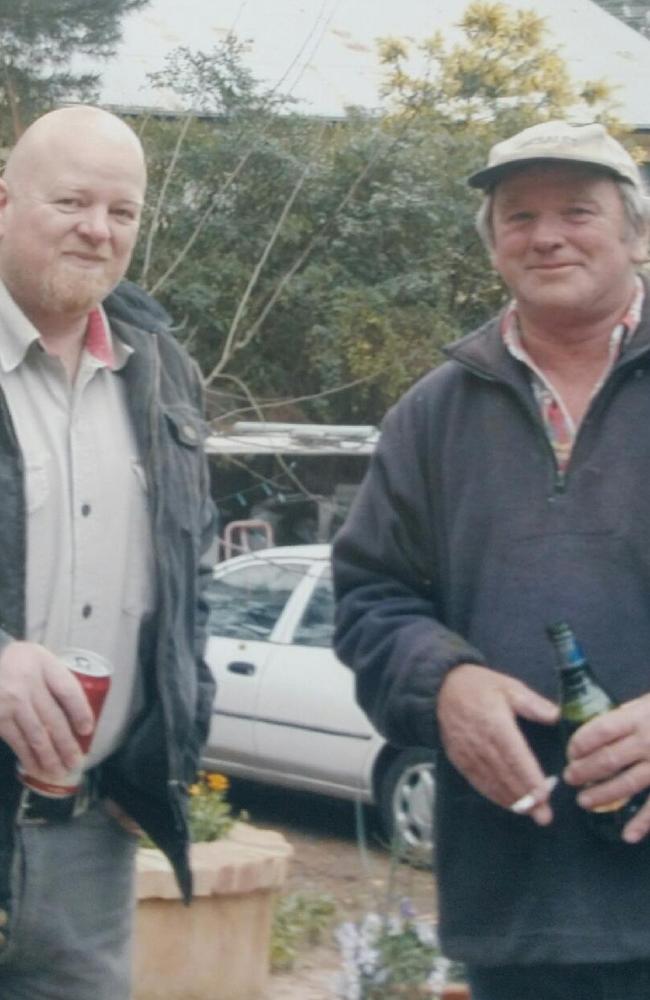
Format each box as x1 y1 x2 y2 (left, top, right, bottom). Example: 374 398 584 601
501 276 644 472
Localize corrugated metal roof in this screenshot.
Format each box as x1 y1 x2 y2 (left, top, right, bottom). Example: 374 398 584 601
98 0 650 127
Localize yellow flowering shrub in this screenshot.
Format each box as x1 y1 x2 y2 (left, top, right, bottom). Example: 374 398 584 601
139 770 235 848
187 771 235 842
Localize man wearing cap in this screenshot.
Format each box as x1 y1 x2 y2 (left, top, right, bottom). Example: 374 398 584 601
333 120 650 998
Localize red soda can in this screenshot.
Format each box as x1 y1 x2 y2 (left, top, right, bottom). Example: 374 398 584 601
18 647 112 799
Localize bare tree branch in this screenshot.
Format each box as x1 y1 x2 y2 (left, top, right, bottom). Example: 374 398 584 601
202 137 392 386
140 110 194 286
207 370 380 425
204 127 324 383
148 139 258 296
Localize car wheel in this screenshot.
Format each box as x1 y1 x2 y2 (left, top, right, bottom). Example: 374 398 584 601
377 747 435 867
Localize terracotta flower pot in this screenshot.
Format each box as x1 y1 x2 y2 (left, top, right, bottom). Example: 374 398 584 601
134 823 293 1000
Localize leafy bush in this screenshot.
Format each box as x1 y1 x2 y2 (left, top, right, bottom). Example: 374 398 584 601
187 770 235 842
270 890 338 972
139 770 235 848
336 900 449 999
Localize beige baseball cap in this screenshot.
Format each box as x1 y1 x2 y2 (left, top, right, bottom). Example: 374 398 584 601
468 120 644 192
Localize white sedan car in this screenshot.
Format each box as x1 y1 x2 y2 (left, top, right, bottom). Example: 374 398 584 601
202 544 435 863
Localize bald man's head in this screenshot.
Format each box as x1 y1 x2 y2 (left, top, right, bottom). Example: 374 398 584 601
4 105 147 190
0 105 147 328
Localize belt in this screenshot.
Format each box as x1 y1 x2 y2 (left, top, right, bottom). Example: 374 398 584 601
15 769 102 826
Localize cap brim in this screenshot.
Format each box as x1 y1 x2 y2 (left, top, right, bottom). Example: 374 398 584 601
467 155 631 191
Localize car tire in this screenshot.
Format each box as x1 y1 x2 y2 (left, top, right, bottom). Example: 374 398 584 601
377 747 435 868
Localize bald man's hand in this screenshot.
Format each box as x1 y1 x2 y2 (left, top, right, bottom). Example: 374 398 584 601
0 641 95 778
437 663 560 824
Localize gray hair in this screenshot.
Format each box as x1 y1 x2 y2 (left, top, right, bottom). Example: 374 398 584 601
475 174 650 251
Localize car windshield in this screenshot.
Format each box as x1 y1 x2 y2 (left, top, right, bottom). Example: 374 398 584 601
207 559 308 640
292 568 334 648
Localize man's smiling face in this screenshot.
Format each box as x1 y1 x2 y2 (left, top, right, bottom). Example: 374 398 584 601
490 163 644 324
0 121 145 326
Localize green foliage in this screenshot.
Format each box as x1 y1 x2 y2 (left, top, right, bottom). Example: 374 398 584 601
269 890 338 972
186 771 235 843
378 0 616 124
147 35 291 118
139 771 235 847
374 923 440 993
0 0 151 141
336 904 453 999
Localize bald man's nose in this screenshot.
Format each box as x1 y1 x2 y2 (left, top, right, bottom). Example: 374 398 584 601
76 207 111 241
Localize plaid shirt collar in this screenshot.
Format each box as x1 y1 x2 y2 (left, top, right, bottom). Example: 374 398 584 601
501 276 645 471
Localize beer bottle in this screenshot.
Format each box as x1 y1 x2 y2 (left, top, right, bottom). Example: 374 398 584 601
546 620 646 842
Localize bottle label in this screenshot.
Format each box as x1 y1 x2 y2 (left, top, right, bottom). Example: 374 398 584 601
589 795 630 814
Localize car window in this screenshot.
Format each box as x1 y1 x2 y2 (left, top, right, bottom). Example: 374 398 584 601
207 561 307 640
292 569 335 648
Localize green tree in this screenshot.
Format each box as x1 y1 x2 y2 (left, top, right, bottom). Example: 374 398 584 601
132 3 619 425
302 1 618 419
0 0 151 140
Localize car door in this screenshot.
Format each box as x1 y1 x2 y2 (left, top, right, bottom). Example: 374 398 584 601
254 562 379 795
203 556 309 770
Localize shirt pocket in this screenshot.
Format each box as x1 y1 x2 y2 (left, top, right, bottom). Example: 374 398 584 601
160 405 207 531
24 454 50 514
122 458 155 617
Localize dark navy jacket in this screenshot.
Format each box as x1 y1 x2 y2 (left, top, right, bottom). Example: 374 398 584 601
334 280 650 965
0 280 217 926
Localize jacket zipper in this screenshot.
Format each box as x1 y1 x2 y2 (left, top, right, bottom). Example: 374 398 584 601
455 358 565 495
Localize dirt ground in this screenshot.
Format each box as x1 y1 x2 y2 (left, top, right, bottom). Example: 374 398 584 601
228 782 436 1000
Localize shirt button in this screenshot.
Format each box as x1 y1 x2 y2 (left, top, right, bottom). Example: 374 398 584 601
81 503 91 516
82 604 92 618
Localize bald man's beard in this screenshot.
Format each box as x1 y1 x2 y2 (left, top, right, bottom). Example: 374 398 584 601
39 255 126 316
41 263 119 315
2 257 124 323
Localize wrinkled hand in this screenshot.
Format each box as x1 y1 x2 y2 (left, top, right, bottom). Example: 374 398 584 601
0 641 94 776
437 663 560 825
563 693 650 843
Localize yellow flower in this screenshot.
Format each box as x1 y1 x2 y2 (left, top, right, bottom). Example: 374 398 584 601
206 772 230 793
188 784 201 796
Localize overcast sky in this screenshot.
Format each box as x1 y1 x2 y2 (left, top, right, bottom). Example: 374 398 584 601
96 0 650 124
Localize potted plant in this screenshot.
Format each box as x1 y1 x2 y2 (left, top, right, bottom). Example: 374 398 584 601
134 772 293 1000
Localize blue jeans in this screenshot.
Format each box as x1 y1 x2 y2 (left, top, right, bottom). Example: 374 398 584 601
0 801 138 1000
467 960 650 1000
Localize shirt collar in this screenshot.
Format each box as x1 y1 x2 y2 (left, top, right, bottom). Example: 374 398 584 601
85 305 133 372
0 281 132 373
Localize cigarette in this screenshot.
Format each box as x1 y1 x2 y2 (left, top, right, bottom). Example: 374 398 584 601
509 775 558 814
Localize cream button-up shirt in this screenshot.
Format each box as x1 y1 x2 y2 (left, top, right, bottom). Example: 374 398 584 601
0 281 155 766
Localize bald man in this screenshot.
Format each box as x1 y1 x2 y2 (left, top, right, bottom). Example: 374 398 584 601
0 107 216 998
